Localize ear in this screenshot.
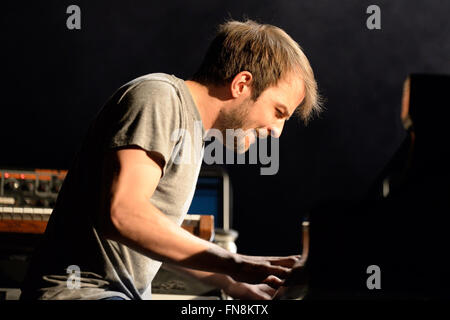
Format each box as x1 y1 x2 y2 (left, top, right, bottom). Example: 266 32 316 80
230 71 253 98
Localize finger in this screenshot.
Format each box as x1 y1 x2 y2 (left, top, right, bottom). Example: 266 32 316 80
262 275 284 289
266 255 300 262
283 265 307 286
267 255 301 268
266 265 291 280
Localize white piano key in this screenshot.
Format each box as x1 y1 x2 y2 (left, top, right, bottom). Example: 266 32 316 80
23 208 33 214
32 208 44 214
0 197 15 205
13 207 24 214
42 208 53 215
1 207 13 213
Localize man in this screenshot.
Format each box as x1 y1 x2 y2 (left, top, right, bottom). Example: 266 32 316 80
20 19 321 300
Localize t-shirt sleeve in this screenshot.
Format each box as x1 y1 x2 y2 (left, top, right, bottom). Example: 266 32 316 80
100 80 182 174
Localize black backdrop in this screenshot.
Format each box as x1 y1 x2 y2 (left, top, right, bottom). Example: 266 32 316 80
1 0 449 299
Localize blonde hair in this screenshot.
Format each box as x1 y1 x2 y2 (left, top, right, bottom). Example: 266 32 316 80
192 19 323 124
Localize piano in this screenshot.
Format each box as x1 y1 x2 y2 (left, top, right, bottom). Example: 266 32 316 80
308 73 450 299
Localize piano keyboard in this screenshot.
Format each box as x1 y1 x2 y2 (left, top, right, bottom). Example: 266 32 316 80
0 168 66 233
0 206 53 221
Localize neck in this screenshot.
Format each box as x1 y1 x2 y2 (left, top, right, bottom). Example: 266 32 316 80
184 80 229 131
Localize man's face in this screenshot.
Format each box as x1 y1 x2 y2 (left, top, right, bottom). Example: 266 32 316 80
215 73 306 153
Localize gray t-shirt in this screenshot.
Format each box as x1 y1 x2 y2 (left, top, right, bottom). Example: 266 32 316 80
20 73 205 300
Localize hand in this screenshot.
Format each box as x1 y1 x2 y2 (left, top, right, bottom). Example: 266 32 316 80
223 278 278 300
229 254 301 285
281 258 306 287
272 260 308 300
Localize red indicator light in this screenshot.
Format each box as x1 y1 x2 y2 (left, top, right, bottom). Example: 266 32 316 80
4 173 9 178
20 174 25 179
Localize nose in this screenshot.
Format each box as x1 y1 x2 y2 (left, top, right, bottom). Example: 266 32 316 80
267 120 285 138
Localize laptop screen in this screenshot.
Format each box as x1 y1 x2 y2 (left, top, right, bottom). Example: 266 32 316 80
187 167 231 230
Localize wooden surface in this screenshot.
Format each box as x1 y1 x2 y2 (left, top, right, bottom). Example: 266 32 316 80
0 214 215 241
0 220 47 234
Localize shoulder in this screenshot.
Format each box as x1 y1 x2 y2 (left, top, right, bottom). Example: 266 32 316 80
117 73 182 105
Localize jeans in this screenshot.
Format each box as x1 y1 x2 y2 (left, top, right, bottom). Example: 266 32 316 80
101 296 126 300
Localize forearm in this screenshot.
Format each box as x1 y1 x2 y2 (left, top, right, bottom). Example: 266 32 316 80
162 263 235 291
107 199 238 275
163 264 279 300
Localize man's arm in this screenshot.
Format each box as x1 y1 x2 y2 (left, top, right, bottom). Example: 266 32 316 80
161 264 280 300
162 254 302 299
97 147 291 284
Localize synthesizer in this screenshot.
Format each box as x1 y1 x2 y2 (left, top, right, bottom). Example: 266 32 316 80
0 168 214 240
0 168 66 234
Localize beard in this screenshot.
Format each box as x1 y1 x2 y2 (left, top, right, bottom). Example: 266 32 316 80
212 98 256 154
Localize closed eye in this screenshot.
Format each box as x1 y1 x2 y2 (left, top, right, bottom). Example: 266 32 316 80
276 108 290 120
276 109 284 118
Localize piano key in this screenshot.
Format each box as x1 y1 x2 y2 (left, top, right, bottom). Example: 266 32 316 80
12 207 24 214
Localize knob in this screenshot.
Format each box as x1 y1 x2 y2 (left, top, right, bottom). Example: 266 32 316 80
52 182 62 193
5 179 20 191
37 199 50 207
21 181 35 192
37 182 50 192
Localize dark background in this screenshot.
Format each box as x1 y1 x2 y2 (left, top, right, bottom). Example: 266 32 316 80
1 0 449 299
